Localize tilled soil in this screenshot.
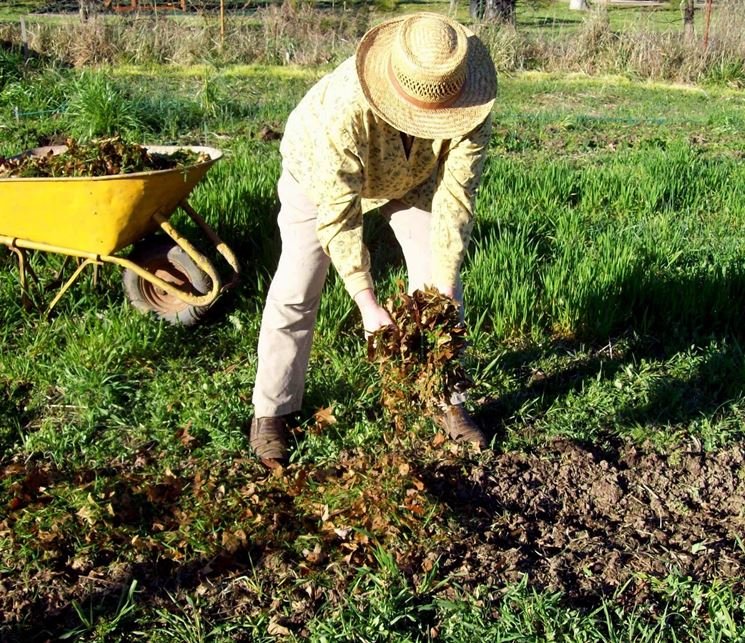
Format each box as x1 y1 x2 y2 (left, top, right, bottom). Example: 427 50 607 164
423 438 745 602
2 438 744 639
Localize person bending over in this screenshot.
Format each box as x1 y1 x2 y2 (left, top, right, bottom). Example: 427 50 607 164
250 12 497 466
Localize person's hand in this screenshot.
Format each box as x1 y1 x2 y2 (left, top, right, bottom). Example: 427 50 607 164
361 304 394 337
354 288 394 337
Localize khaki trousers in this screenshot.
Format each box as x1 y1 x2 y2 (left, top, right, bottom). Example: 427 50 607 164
252 170 464 418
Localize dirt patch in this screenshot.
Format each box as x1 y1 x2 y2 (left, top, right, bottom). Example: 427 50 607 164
424 438 745 602
2 437 743 638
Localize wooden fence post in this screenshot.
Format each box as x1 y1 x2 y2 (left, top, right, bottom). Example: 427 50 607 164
703 0 714 50
220 0 225 44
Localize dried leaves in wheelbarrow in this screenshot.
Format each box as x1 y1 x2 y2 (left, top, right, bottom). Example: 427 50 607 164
0 136 210 178
367 284 472 427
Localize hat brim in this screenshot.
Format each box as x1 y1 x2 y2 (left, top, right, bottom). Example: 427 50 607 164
355 15 497 139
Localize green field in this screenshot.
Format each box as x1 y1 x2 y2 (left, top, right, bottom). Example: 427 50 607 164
0 0 707 32
2 8 745 641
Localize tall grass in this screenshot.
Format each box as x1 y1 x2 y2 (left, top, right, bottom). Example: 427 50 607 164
0 44 25 89
64 70 142 139
2 3 745 83
0 6 369 67
478 0 745 85
468 142 745 340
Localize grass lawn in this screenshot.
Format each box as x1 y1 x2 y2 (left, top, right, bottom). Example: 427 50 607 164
0 0 707 34
1 53 745 640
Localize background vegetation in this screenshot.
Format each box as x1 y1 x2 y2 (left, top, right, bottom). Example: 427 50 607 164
1 0 745 640
0 0 744 84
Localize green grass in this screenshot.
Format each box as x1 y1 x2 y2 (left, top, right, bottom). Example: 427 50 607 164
2 60 745 640
0 0 699 33
516 1 709 34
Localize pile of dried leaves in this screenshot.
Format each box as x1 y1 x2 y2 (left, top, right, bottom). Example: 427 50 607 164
0 137 209 178
0 444 442 635
368 285 471 426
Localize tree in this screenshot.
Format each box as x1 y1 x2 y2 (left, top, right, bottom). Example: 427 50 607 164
681 0 695 40
470 0 516 23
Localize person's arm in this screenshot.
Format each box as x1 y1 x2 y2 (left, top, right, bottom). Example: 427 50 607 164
430 114 493 297
314 117 393 333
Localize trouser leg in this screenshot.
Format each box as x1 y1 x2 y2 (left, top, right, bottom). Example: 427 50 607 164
383 200 466 405
252 171 330 418
383 200 464 303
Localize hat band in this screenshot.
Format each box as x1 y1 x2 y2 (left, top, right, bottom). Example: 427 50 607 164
387 58 462 111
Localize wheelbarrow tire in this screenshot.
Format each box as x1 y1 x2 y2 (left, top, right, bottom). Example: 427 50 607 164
123 236 211 327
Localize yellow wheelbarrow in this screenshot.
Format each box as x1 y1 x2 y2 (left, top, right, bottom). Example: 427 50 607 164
0 145 239 326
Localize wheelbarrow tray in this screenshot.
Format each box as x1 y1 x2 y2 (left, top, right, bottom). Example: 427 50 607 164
0 145 222 255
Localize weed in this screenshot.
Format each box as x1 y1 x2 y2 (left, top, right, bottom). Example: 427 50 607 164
368 286 470 425
64 71 142 140
59 579 139 640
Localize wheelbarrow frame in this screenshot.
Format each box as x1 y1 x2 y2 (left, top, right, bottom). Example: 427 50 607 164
0 145 239 317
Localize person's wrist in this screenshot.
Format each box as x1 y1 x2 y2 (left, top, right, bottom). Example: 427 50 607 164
353 288 378 313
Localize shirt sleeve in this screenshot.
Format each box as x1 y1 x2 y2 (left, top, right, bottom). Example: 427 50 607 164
430 114 493 288
314 113 373 299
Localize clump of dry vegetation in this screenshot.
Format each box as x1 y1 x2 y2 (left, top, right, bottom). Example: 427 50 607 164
477 1 745 85
0 1 740 83
0 5 369 67
0 136 208 177
368 285 471 426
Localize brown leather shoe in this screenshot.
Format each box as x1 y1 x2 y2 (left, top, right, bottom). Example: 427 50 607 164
250 416 290 468
434 404 488 449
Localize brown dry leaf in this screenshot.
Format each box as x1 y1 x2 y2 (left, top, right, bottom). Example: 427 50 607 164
145 477 184 504
1 463 25 478
221 528 248 553
287 469 308 497
334 527 351 539
314 405 338 429
302 543 326 564
368 286 472 427
268 618 292 637
177 421 197 447
76 505 97 526
404 499 425 516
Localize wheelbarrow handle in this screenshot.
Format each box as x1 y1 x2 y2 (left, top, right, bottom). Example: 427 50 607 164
106 208 227 309
178 200 241 292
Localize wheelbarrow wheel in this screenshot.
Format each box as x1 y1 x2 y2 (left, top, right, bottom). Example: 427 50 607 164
123 236 211 326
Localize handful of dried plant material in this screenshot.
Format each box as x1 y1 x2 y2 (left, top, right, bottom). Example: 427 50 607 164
0 137 209 178
367 284 472 425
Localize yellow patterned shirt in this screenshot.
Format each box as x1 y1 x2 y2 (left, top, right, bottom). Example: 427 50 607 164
280 56 492 298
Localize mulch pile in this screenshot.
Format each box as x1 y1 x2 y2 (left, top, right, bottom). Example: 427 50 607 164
0 137 208 178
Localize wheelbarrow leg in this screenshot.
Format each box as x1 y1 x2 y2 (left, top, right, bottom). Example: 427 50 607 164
53 256 73 283
47 258 100 314
9 246 34 311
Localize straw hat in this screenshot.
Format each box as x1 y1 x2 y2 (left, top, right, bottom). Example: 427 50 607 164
355 12 497 140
